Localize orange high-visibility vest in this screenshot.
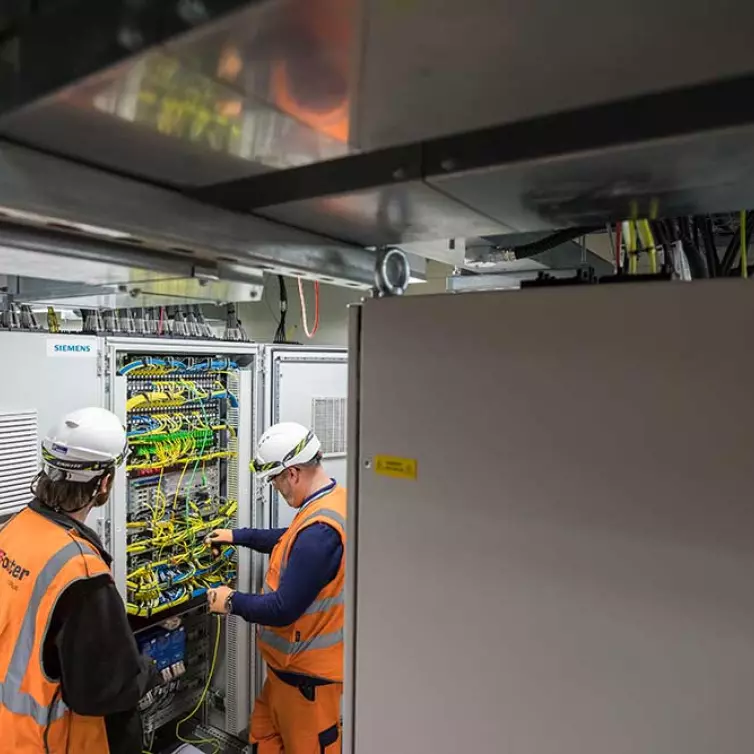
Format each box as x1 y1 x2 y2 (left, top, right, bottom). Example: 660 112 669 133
0 507 112 752
258 486 346 682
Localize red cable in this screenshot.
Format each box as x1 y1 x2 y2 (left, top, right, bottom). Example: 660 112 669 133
313 282 320 335
615 223 622 272
157 306 165 336
297 278 320 338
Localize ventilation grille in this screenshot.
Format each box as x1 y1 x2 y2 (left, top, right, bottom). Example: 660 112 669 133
311 397 347 456
0 411 38 516
225 616 239 732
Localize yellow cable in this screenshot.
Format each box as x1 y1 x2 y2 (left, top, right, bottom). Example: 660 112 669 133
155 467 166 520
175 615 223 754
630 221 639 274
638 219 657 274
741 210 748 279
623 220 637 274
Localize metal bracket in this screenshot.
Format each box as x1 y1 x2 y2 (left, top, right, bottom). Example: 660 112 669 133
96 517 112 551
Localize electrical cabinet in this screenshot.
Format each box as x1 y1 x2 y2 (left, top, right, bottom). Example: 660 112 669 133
105 337 261 750
263 347 349 528
0 332 102 519
345 282 754 754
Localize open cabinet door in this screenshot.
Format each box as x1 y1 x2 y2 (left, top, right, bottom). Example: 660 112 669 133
264 347 349 528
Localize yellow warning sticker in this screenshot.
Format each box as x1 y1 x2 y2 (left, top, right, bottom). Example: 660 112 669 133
373 455 417 480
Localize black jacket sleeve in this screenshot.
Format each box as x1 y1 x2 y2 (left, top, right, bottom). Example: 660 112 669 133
55 577 154 716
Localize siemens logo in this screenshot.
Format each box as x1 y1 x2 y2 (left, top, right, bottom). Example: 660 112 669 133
54 344 91 353
47 339 96 357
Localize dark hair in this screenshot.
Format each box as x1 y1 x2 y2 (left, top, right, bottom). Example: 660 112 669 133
298 452 324 469
31 471 104 513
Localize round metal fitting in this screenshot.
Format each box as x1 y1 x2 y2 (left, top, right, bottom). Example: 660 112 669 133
374 247 410 297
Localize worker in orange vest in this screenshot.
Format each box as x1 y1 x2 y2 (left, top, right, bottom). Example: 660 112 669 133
0 407 153 754
206 422 346 754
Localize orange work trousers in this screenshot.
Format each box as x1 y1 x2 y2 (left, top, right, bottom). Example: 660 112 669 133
250 670 342 754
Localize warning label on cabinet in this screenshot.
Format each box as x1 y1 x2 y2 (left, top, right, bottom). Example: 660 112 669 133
373 455 417 480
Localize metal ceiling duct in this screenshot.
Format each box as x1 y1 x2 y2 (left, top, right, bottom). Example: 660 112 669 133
0 143 377 290
0 221 267 307
1 1 754 258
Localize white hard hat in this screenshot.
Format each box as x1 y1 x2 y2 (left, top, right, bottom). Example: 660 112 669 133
42 407 128 483
250 422 321 480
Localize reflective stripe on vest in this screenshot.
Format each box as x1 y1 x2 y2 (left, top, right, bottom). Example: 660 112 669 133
258 626 344 656
303 592 343 615
264 575 343 614
0 682 67 725
0 539 82 724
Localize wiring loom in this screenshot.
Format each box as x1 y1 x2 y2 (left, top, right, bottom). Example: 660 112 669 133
141 614 223 754
122 356 239 617
122 353 240 752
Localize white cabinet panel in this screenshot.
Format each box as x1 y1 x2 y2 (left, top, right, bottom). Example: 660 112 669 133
266 348 348 528
0 333 102 518
348 281 754 754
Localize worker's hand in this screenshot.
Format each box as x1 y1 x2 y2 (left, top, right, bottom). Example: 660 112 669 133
207 585 235 615
204 529 233 558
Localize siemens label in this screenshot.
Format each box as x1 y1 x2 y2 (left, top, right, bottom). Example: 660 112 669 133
46 339 97 358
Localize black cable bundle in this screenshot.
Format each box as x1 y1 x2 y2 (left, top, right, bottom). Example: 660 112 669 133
675 217 710 279
273 275 288 344
697 216 720 277
720 210 754 276
492 226 601 260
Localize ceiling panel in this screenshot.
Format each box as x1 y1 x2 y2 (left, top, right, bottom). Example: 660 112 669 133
355 0 754 151
255 182 512 246
4 0 754 190
1 0 754 253
426 123 754 230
